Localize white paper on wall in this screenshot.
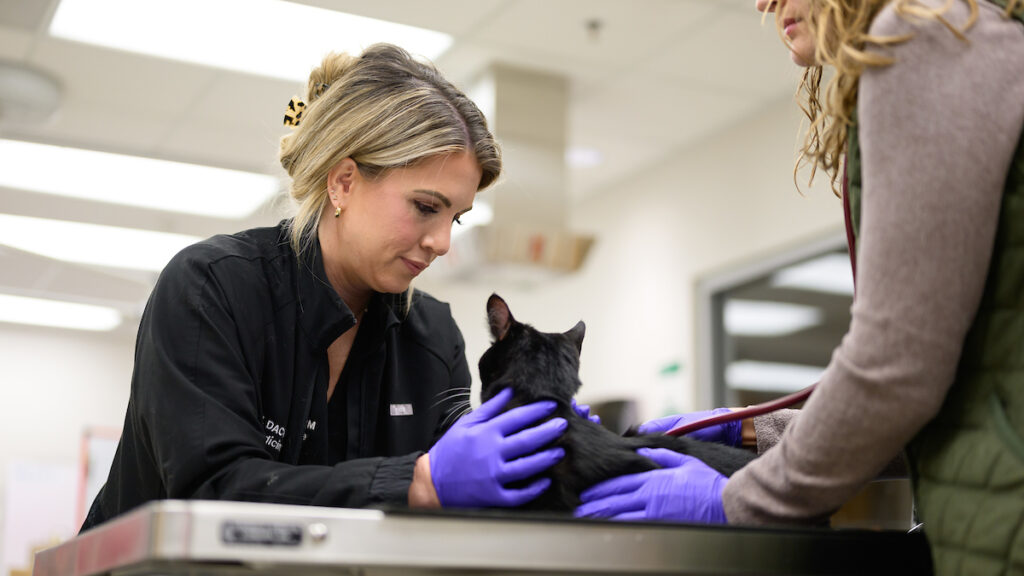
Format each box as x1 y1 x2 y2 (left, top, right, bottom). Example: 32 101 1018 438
2 461 77 575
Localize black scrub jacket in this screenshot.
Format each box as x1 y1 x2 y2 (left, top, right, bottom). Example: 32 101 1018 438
82 223 471 531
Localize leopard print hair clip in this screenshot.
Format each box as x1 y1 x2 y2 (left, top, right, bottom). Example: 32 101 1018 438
282 83 331 128
283 96 305 127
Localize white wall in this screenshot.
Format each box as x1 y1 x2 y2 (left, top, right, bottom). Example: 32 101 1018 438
429 95 844 422
0 323 134 570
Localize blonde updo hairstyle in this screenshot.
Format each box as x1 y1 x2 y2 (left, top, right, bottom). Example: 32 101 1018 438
280 43 502 255
785 0 1021 195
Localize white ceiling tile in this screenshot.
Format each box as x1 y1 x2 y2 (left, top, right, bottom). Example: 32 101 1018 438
0 0 57 32
646 8 802 96
158 117 284 176
182 72 297 141
155 72 299 173
700 0 758 8
442 40 612 108
567 75 765 198
287 0 509 37
472 0 720 72
572 77 752 148
29 38 219 114
0 23 33 59
434 42 504 90
9 93 169 152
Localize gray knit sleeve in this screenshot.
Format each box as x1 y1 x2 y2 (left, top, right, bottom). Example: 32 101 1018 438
752 409 797 455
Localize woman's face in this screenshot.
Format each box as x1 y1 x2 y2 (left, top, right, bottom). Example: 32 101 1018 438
328 151 481 295
757 0 816 67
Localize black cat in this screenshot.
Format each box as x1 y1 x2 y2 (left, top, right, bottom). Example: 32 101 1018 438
477 293 757 512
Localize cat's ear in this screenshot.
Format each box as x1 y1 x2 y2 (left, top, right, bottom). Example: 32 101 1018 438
565 320 585 353
487 293 514 341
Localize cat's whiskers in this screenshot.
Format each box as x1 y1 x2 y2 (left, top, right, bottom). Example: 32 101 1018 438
441 401 473 429
430 388 472 410
430 387 471 403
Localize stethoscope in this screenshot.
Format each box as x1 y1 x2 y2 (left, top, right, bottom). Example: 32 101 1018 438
665 384 817 437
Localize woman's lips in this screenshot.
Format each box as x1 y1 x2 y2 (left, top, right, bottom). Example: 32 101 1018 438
402 258 427 275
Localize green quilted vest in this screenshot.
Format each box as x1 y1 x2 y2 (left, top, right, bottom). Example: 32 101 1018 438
845 3 1024 572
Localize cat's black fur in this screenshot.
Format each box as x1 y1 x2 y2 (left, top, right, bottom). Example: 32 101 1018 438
478 294 757 512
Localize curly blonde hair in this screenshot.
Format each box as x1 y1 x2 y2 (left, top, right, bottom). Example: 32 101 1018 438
786 0 1021 196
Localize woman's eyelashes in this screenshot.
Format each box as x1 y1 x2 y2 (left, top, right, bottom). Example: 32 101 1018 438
414 200 439 216
414 200 465 225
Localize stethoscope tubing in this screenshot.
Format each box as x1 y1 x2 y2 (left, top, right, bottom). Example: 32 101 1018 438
664 383 817 437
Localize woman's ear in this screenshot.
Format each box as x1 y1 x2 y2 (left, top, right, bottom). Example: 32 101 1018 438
326 158 359 211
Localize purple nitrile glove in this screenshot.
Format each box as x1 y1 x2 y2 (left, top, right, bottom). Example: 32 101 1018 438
574 448 728 524
637 408 741 446
571 398 601 425
429 387 567 508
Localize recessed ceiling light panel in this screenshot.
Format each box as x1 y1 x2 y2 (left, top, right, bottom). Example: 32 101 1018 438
0 293 121 331
0 214 201 272
0 139 279 218
50 0 453 82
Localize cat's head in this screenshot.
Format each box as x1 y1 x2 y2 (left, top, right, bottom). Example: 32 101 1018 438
478 293 586 405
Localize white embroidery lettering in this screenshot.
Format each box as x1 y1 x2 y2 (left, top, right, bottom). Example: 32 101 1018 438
390 404 413 416
265 435 282 451
265 420 286 437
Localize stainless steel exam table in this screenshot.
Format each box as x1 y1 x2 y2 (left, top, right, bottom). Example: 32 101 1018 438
33 500 932 575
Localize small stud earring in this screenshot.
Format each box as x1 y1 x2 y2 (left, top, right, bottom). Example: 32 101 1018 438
334 206 341 218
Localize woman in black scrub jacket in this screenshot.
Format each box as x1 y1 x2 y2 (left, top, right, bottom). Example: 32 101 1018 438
81 43 569 530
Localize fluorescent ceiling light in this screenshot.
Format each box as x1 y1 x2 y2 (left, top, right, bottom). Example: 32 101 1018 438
724 299 822 337
0 294 121 331
0 140 279 219
771 253 855 296
725 360 825 393
49 0 453 82
0 214 201 272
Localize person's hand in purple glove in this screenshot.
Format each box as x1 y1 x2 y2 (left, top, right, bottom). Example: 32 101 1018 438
427 387 567 508
638 408 741 446
571 398 601 425
574 448 728 523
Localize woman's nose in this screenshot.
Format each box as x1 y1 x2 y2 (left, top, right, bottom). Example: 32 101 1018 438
423 223 452 257
755 0 777 13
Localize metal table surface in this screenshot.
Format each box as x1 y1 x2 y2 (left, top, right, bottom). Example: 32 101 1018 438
33 500 932 576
